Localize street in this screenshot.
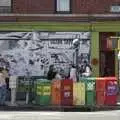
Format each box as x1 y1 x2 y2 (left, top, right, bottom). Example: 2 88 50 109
0 111 119 120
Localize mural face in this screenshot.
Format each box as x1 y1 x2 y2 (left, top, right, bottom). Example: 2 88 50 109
0 32 91 76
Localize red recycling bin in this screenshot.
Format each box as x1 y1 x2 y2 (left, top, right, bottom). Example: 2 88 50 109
96 77 106 106
51 80 61 105
105 77 118 105
61 79 73 106
96 77 106 91
96 91 106 106
51 79 73 106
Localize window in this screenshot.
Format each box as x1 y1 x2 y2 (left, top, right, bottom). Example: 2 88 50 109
0 0 11 13
110 3 120 13
56 0 71 13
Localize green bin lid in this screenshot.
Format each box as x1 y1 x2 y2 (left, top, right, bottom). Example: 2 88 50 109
85 77 96 80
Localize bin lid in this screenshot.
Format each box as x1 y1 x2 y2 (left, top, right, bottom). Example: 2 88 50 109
96 77 106 80
37 79 51 84
104 77 117 81
85 77 96 81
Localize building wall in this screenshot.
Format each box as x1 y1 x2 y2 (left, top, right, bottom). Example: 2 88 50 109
0 0 120 22
13 0 55 14
0 0 11 6
72 0 120 14
0 0 11 13
13 0 120 14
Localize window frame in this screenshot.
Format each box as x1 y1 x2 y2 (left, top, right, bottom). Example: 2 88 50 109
55 0 72 14
0 0 12 13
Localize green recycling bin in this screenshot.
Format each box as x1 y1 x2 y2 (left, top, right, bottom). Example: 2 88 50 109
85 77 96 106
35 79 51 105
79 77 96 106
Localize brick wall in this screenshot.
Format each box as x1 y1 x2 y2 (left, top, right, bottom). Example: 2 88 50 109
13 0 120 14
1 0 120 22
72 0 120 14
13 0 55 14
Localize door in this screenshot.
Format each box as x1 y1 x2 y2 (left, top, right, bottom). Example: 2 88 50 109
99 32 116 77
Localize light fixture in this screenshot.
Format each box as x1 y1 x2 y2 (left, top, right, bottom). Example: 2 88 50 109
118 51 120 60
72 38 80 48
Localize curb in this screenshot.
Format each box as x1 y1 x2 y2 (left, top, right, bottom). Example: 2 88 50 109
0 105 120 111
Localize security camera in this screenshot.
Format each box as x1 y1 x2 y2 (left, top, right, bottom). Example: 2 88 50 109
73 38 80 47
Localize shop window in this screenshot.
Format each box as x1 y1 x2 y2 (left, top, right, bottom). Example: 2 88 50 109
55 0 71 13
0 0 11 13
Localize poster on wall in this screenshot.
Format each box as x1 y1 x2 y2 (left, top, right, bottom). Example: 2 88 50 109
0 32 91 76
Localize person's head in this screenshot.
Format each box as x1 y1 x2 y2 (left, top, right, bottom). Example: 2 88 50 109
49 64 53 68
49 65 55 71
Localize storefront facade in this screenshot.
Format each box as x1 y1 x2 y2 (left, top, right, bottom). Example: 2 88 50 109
0 22 120 80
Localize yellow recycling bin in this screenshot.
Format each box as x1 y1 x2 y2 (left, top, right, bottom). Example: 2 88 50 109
73 82 85 105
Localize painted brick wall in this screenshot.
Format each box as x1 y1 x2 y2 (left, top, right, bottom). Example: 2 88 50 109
13 0 120 14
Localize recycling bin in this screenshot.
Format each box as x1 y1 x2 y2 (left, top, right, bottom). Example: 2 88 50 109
73 82 85 105
96 77 118 106
96 77 106 106
51 79 73 106
104 77 118 105
80 77 96 106
36 79 51 105
51 80 61 105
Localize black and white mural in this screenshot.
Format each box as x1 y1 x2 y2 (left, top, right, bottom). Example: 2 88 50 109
0 32 90 76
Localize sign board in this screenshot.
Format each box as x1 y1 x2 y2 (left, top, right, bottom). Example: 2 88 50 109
111 6 120 12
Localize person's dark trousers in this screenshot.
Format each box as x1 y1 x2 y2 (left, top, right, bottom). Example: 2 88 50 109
0 85 7 105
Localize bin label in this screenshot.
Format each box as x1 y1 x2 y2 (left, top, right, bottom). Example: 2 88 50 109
64 91 71 98
36 86 43 95
43 86 51 96
106 81 118 96
87 82 95 91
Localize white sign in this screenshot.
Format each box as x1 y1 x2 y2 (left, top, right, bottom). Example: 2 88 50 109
111 6 120 12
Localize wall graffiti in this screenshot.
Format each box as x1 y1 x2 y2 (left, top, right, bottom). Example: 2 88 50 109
0 32 91 76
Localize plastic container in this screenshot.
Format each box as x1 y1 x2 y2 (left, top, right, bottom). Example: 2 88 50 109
96 91 105 105
105 77 118 105
85 77 96 106
96 77 106 106
86 91 95 106
36 79 51 105
96 77 118 106
96 77 106 91
51 79 73 106
61 79 73 106
86 77 96 91
73 82 85 105
51 80 61 105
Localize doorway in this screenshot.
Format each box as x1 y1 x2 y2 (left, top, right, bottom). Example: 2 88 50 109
99 32 116 77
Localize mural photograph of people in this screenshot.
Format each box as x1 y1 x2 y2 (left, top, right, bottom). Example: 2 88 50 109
0 32 91 77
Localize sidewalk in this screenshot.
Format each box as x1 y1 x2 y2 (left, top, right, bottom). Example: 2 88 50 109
0 101 120 111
